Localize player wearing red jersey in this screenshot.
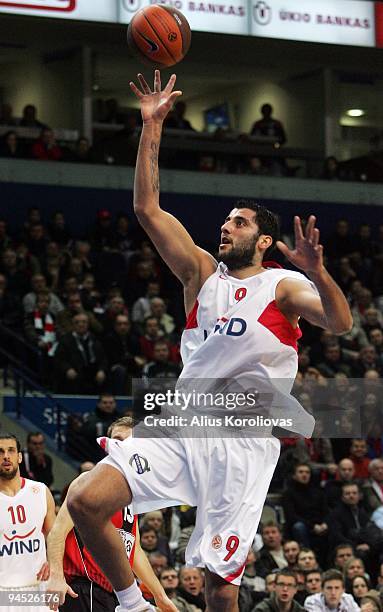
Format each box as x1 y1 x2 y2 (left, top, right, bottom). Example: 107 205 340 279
66 72 353 611
46 417 176 612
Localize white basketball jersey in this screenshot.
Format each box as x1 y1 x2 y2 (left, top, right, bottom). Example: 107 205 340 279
0 479 47 587
180 262 316 436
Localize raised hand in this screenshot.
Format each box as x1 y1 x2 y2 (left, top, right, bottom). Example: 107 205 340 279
276 215 324 274
130 70 182 125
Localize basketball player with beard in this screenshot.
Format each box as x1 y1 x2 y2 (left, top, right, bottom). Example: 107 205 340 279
0 433 56 611
67 72 353 612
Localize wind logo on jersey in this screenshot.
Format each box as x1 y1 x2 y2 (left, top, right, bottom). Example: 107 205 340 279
214 317 247 337
129 453 150 474
4 527 36 541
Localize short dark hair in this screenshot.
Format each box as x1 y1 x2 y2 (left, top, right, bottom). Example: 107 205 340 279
275 569 297 586
342 480 360 492
27 431 43 443
0 433 21 452
234 199 280 257
322 569 344 587
140 524 157 536
335 543 354 554
305 569 322 581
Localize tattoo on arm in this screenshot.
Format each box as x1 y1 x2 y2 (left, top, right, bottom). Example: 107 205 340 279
150 141 160 193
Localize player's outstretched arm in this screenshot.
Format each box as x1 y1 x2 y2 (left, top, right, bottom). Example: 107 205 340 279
132 530 178 612
45 490 79 610
276 215 353 335
130 70 216 288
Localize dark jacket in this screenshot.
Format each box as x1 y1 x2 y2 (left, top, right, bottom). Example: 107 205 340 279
255 547 280 577
328 500 373 547
54 332 107 393
282 479 328 529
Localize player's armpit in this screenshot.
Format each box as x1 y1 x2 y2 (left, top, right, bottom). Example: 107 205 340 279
276 279 328 330
137 207 216 285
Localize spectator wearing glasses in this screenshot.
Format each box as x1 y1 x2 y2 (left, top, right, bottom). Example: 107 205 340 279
159 568 197 612
253 569 304 611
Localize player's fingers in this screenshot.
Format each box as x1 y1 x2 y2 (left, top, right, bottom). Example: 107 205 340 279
138 73 151 94
305 215 316 241
154 69 161 93
129 81 143 99
164 73 177 94
294 216 304 242
167 91 183 106
313 227 320 247
276 240 289 256
68 587 78 599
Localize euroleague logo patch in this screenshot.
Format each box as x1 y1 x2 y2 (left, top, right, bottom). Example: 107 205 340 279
168 32 177 42
211 534 222 550
129 453 150 475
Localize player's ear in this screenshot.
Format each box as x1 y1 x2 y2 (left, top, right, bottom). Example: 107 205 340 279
258 234 273 252
18 452 22 464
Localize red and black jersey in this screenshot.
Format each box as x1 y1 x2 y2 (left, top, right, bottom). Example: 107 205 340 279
63 506 137 592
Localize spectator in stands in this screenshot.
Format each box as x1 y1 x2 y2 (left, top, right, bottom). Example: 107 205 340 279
104 313 143 395
60 275 80 303
55 292 102 338
79 273 102 312
254 569 304 612
149 297 176 336
159 568 197 612
79 393 120 462
24 222 48 260
177 567 205 612
1 248 30 297
102 295 129 333
363 308 383 335
362 459 383 515
132 280 161 324
20 104 45 128
165 101 195 130
354 346 383 377
125 260 158 306
147 551 168 579
115 213 137 262
324 458 356 509
282 463 328 551
304 569 360 611
297 549 319 573
24 291 58 362
20 431 53 488
48 210 72 247
32 127 62 161
0 130 25 159
283 541 300 570
264 573 277 594
0 102 17 125
360 591 382 612
328 482 373 559
73 240 94 277
369 329 383 358
317 342 353 377
242 549 266 593
349 439 371 479
23 273 63 315
141 511 173 565
250 103 286 146
324 219 356 260
89 208 116 251
333 544 355 572
54 311 107 393
70 136 94 163
139 315 165 361
0 218 12 252
321 156 346 181
351 575 371 606
305 570 323 595
255 522 287 577
0 273 22 330
343 557 367 584
142 340 180 380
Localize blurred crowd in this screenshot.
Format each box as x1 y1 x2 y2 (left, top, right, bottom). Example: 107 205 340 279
1 207 383 610
0 100 370 180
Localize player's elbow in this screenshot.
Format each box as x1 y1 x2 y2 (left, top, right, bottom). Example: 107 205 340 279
330 315 353 335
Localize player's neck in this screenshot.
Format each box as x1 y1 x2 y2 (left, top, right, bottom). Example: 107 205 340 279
0 472 22 496
227 262 265 279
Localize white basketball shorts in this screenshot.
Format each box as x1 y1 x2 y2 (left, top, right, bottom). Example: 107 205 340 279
101 435 280 585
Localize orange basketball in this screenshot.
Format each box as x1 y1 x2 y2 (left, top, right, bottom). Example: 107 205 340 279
127 5 191 68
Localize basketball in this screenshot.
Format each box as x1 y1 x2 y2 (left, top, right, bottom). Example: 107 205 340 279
127 5 191 68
